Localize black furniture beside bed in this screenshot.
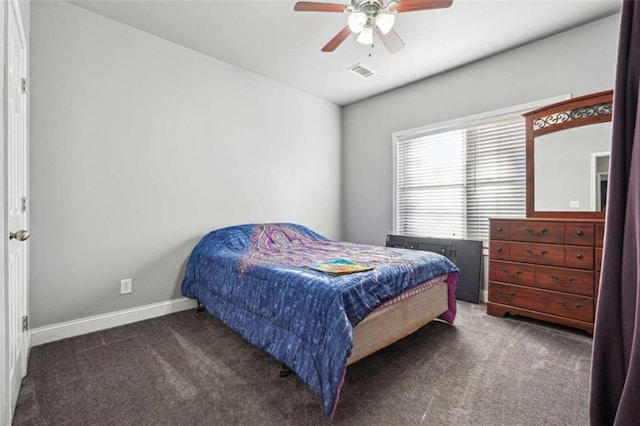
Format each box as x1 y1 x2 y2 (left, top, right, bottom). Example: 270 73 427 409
386 234 482 303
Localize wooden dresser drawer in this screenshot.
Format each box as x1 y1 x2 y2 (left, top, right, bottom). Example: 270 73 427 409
489 240 510 260
535 265 594 296
565 223 595 246
510 221 564 244
490 220 510 240
489 261 535 285
509 242 564 266
565 246 594 270
489 282 593 322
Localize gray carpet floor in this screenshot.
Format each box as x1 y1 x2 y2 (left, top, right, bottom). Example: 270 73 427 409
13 302 592 425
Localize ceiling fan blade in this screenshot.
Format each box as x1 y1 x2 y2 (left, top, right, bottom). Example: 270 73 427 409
394 0 453 13
294 2 349 12
376 27 405 54
322 26 352 52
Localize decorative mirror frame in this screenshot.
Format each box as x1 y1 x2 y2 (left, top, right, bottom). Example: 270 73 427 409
524 90 613 219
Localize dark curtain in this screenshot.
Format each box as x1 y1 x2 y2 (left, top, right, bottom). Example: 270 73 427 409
590 1 640 425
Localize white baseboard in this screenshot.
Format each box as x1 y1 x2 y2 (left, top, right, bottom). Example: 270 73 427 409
30 297 198 347
30 290 488 348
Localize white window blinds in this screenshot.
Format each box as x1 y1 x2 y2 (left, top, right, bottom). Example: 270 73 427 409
395 129 467 238
394 106 542 241
465 118 527 240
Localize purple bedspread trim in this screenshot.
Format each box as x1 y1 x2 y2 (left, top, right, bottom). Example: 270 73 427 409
330 367 347 419
438 272 459 324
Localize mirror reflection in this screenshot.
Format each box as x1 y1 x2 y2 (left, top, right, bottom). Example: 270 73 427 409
534 122 612 212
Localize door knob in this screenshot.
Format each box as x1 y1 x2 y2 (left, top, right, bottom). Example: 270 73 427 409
9 230 30 241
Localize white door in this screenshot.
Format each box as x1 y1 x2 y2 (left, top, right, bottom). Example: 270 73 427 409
3 0 29 422
0 2 6 423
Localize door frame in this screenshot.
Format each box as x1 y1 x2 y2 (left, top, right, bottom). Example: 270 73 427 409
590 151 610 211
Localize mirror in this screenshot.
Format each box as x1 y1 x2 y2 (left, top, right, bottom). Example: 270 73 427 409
534 123 611 211
525 90 613 219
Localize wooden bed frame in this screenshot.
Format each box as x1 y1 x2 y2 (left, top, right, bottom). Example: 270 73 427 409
348 276 449 365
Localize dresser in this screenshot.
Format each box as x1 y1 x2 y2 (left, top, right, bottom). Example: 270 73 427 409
487 218 604 334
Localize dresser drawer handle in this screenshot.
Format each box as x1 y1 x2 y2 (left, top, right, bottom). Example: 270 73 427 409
496 247 503 253
497 226 503 232
525 228 548 236
557 301 583 311
576 230 584 236
576 253 584 259
502 268 522 280
497 289 515 299
550 275 576 285
525 249 547 257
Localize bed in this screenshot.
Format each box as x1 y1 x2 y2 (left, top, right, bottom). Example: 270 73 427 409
181 223 459 418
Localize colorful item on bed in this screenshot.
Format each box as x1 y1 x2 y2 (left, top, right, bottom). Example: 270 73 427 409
181 223 459 418
305 258 374 275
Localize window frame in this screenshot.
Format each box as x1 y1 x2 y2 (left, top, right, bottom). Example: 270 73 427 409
392 95 569 241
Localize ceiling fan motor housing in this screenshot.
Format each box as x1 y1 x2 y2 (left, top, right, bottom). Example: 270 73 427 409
352 0 397 15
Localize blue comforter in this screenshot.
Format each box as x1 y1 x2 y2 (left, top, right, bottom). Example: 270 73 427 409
182 223 459 417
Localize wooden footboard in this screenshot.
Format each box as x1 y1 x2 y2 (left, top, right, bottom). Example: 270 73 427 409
347 277 449 365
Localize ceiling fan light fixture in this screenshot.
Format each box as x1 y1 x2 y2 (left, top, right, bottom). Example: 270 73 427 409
375 12 395 35
357 24 373 44
293 0 455 53
348 12 367 33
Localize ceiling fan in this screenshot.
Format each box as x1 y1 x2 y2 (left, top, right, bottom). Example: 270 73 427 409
294 0 453 54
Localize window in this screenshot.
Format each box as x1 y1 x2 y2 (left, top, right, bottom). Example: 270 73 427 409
393 97 567 242
395 128 467 239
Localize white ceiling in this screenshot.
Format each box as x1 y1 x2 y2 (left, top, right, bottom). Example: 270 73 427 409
67 0 621 106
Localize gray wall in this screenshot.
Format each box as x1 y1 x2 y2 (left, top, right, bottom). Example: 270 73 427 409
30 1 342 328
342 14 620 246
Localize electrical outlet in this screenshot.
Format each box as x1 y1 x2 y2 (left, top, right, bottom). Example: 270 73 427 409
120 278 132 295
570 200 580 208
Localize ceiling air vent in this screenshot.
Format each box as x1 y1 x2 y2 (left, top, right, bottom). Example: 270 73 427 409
347 63 375 79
